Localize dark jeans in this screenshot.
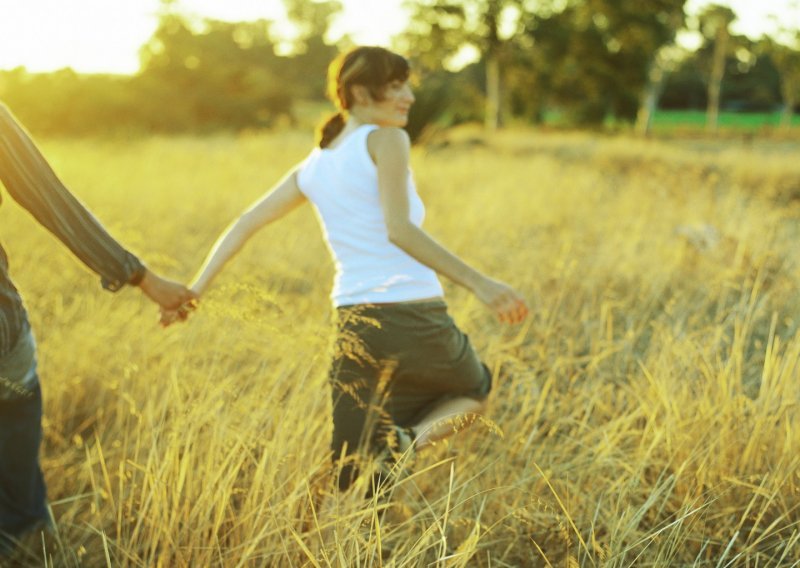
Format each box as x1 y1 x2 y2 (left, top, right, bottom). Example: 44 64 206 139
0 323 48 549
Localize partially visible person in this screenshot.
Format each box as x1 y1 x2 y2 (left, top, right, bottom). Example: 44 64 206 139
0 102 196 555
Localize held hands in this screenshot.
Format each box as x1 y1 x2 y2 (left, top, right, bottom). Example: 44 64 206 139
473 275 529 325
158 299 198 328
137 269 199 327
158 281 202 328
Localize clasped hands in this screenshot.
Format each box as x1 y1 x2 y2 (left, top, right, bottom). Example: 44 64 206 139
137 268 198 327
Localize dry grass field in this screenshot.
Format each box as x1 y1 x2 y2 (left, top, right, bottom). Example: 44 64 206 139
2 126 800 566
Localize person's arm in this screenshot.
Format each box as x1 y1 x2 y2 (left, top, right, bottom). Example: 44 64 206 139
188 169 307 297
370 127 528 324
0 103 193 310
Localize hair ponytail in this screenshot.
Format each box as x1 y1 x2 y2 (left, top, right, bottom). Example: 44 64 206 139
317 112 346 149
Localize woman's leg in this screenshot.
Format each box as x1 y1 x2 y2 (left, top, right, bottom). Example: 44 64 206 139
410 396 487 449
330 373 373 492
377 302 493 452
329 358 390 492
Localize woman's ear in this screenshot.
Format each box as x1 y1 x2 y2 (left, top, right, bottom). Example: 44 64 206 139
350 85 371 106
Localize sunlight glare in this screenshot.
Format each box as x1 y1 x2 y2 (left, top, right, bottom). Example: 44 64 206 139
0 0 797 74
0 0 157 73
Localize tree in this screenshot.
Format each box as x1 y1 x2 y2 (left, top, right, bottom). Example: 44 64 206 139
760 32 800 128
660 36 781 113
631 1 688 136
697 4 737 133
401 0 524 130
282 0 342 99
136 14 291 131
635 45 685 135
518 0 687 128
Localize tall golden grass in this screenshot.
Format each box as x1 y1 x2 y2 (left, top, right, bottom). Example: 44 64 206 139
3 127 799 566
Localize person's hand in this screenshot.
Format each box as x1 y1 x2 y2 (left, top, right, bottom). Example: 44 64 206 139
137 269 198 325
158 300 198 328
472 276 529 324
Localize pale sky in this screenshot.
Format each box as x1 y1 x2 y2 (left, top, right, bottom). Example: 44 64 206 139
683 0 800 47
0 0 797 74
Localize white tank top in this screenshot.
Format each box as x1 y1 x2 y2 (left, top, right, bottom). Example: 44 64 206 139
296 124 443 307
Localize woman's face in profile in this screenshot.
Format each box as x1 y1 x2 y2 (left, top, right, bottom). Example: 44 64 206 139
362 80 415 127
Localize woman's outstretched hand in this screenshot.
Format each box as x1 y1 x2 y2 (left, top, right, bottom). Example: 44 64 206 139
136 269 199 327
158 285 199 328
159 299 198 328
473 276 529 325
138 269 197 309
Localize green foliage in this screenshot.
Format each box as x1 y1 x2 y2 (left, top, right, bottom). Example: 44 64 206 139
0 69 142 136
400 0 492 69
282 0 341 99
697 3 737 41
759 32 800 125
401 0 690 129
135 15 292 131
515 0 687 126
661 43 783 112
400 0 524 130
405 65 484 141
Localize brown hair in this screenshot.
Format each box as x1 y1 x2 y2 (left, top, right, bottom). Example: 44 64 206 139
316 46 410 148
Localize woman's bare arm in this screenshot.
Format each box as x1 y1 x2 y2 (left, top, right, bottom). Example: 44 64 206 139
370 127 528 324
189 169 306 297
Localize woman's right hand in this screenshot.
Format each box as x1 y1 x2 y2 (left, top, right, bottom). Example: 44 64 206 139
159 288 200 328
138 269 197 311
472 276 529 324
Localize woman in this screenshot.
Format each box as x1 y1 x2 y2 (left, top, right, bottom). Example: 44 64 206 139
180 46 528 492
0 103 196 553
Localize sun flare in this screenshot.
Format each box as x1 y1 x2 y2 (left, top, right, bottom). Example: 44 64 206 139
0 0 411 74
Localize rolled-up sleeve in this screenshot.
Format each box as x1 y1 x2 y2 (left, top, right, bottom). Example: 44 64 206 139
0 103 144 291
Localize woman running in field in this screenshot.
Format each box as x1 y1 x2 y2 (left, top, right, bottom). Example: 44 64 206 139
177 46 528 492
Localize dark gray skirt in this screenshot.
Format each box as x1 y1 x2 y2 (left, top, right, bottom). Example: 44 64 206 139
329 299 491 460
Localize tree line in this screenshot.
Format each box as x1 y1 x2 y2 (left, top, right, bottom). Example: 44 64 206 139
0 0 797 138
402 0 799 135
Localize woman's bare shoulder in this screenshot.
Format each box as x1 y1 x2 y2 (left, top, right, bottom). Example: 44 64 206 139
367 126 410 159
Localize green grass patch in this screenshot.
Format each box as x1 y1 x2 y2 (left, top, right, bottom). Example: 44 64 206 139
652 109 800 130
